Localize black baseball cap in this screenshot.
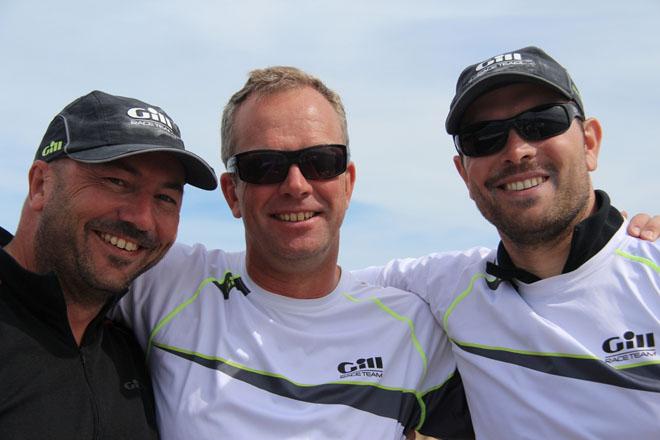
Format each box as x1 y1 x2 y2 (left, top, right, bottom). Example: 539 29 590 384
445 46 584 134
35 90 218 190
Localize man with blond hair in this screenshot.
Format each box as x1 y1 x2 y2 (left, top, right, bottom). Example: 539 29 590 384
116 67 474 439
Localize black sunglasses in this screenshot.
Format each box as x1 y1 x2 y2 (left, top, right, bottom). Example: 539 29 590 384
226 144 349 184
454 102 584 157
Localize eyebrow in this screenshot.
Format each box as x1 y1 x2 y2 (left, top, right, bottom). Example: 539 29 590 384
100 160 185 194
163 181 185 194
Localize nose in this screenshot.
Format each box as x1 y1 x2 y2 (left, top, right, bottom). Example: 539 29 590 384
117 194 157 233
500 128 537 164
279 164 312 198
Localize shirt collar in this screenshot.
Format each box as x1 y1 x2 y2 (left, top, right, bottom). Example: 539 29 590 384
486 190 623 284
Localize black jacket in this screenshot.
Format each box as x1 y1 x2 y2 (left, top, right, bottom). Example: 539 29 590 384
0 227 158 439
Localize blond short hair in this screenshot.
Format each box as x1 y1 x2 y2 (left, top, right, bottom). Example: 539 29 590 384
220 66 348 165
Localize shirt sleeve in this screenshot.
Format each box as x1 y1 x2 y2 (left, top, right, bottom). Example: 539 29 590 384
352 247 492 314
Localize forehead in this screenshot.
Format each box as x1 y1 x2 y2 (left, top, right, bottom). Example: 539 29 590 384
76 152 186 184
232 87 343 153
461 83 566 126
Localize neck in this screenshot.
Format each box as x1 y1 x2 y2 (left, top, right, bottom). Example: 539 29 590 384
66 301 104 345
500 195 598 279
500 231 573 279
246 251 342 299
3 233 36 274
6 229 105 346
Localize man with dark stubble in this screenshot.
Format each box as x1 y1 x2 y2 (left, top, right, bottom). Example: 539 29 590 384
357 46 660 439
0 90 217 439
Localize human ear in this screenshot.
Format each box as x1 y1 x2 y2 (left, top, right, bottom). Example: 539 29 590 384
343 162 356 204
220 173 242 218
582 118 602 172
453 155 474 201
27 161 50 211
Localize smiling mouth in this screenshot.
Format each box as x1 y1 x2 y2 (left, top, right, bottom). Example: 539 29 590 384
99 232 139 252
502 176 548 191
275 212 316 222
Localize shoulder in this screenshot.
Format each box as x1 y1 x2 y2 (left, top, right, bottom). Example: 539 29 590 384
399 246 493 273
127 243 245 308
353 247 494 312
101 318 149 362
356 246 492 282
380 246 494 291
143 242 245 280
609 220 658 260
343 272 438 322
614 232 660 273
115 243 245 339
160 241 242 266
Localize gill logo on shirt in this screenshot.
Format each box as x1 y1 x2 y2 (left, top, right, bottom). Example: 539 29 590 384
337 356 383 379
602 330 656 364
41 140 63 157
127 107 173 130
123 379 143 391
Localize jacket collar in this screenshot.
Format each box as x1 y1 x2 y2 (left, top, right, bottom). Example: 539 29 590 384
1 226 123 346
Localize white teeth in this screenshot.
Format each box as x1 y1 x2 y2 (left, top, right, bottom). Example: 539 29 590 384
101 233 138 252
505 177 545 191
276 212 315 222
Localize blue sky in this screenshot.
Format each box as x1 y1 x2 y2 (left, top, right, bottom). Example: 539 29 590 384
1 1 658 270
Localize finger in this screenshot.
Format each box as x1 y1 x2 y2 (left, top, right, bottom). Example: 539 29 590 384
627 213 649 237
641 215 660 241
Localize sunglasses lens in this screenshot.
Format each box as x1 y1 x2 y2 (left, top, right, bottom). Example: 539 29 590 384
232 145 348 184
238 152 289 184
456 121 509 157
515 105 570 140
299 145 347 180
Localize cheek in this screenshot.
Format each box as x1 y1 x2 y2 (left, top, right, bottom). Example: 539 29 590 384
158 213 181 243
461 160 493 200
239 186 271 219
462 160 488 186
231 184 255 219
317 181 345 207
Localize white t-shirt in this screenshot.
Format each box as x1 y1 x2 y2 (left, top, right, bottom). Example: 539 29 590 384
116 244 471 439
355 222 660 439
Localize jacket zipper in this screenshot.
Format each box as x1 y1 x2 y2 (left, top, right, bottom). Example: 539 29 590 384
80 348 102 439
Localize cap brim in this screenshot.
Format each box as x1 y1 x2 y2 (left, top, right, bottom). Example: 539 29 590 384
445 72 576 134
67 144 218 190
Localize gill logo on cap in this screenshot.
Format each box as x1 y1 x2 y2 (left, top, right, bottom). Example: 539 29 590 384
127 107 173 129
42 140 63 157
475 52 522 71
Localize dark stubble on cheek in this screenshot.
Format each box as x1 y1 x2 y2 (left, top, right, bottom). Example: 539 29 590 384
35 192 124 307
476 163 592 247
